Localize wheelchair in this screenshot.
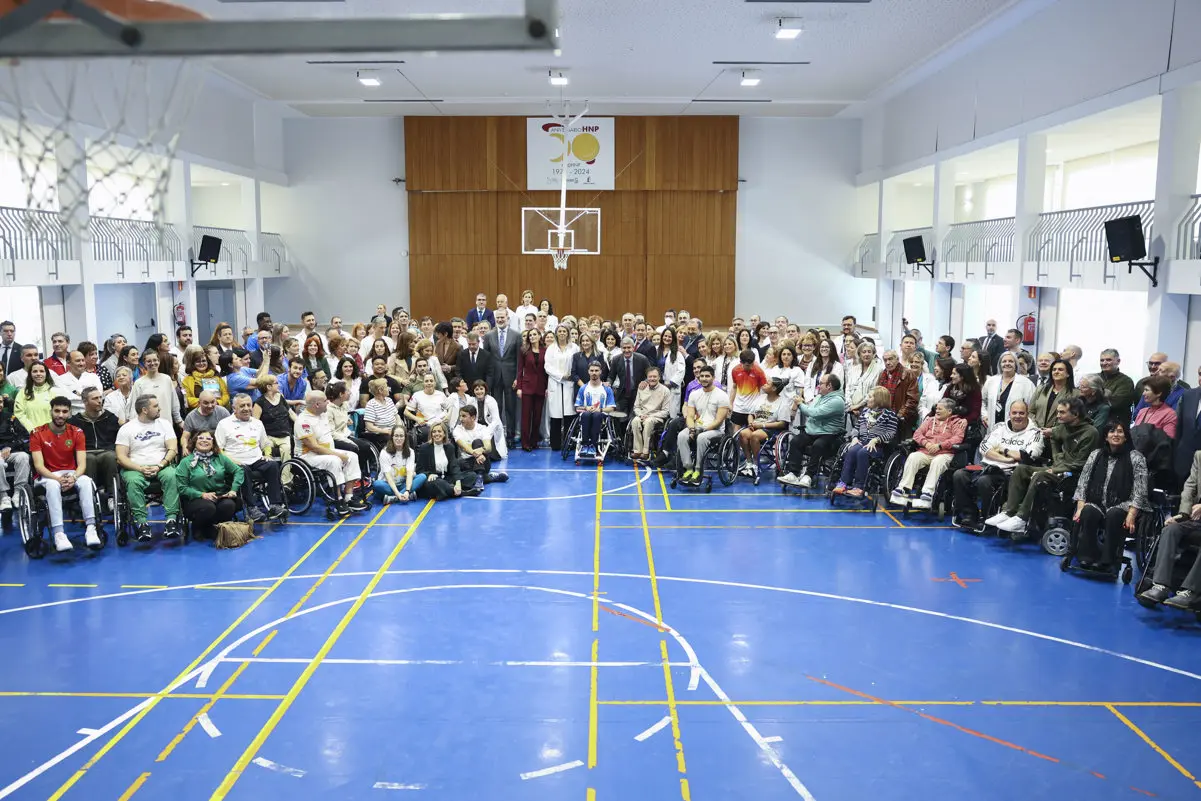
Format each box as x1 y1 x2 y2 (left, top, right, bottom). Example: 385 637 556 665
561 411 626 465
669 425 738 492
1133 530 1201 621
1058 517 1135 584
723 426 784 486
621 415 667 466
951 467 1009 535
828 438 901 512
280 456 355 520
112 473 191 547
14 480 107 559
1012 472 1079 556
886 425 984 521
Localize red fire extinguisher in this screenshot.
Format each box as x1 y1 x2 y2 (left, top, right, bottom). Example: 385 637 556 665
174 302 187 328
1018 312 1036 346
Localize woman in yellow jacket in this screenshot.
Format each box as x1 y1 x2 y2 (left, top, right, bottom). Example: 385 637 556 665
14 362 55 430
182 348 230 410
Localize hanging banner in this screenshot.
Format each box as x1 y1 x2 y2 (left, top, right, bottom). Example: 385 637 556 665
526 117 615 191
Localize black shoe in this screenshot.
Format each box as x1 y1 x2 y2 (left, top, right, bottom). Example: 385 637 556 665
246 506 266 522
348 496 371 512
335 501 352 517
267 504 288 519
462 486 484 497
163 519 182 539
1164 590 1201 611
1137 584 1172 607
135 522 153 542
490 472 509 484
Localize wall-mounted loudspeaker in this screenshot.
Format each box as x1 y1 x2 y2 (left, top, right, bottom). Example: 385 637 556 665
902 235 927 265
197 234 223 264
1103 215 1146 263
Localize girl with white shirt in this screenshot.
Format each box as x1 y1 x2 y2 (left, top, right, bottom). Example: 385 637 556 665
844 340 883 416
513 290 538 330
544 325 578 449
374 425 423 503
332 357 363 410
539 299 559 331
766 345 804 404
656 326 687 414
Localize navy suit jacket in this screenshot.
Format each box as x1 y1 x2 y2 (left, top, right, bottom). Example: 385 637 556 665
466 308 496 329
1173 387 1201 485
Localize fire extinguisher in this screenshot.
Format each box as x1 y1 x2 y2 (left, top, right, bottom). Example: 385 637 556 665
174 302 187 328
1018 312 1036 347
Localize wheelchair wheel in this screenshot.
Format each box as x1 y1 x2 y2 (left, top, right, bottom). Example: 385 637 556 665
112 476 130 546
881 450 904 498
1134 509 1161 571
361 439 381 480
715 436 739 487
282 459 316 515
620 422 635 464
86 488 107 551
15 485 45 559
1121 563 1133 584
774 432 792 476
1041 526 1071 556
560 416 580 461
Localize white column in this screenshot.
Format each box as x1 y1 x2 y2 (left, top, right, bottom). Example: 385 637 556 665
165 160 197 340
1014 134 1048 351
240 177 264 332
929 161 955 339
1146 85 1201 361
55 129 96 343
875 180 901 349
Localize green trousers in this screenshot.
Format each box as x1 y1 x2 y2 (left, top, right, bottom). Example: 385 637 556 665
1003 464 1062 520
122 466 180 524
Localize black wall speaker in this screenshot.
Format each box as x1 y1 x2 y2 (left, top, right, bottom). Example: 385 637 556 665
1104 215 1146 263
197 234 223 264
902 235 927 265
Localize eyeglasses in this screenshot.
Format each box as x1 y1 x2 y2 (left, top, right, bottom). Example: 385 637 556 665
1147 361 1162 367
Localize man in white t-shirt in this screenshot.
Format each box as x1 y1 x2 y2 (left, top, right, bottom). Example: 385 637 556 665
115 394 181 541
405 374 450 444
453 405 507 484
295 390 368 516
677 365 731 484
51 351 102 415
215 393 287 521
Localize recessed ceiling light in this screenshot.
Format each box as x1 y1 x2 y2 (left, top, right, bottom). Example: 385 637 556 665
549 70 569 86
740 70 761 87
357 70 381 87
775 18 803 39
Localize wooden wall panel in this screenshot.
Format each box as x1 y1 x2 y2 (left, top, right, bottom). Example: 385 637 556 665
568 256 647 322
405 117 494 191
408 192 497 255
646 117 739 191
646 256 734 327
495 191 644 256
614 117 648 191
646 192 736 256
409 255 498 324
491 116 527 193
497 254 574 317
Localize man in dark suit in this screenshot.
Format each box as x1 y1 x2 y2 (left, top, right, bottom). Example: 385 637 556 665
483 309 520 443
608 336 651 415
1173 378 1201 488
0 321 20 376
980 319 1005 371
456 331 495 390
632 321 657 363
465 292 495 329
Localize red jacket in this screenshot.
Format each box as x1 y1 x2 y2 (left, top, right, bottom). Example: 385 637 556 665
913 415 966 455
516 348 548 396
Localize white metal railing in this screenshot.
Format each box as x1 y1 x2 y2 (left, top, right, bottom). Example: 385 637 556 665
1026 201 1154 280
885 226 935 271
941 216 1015 279
0 206 76 265
89 216 184 266
259 232 289 274
193 225 251 275
1176 194 1201 260
849 233 879 275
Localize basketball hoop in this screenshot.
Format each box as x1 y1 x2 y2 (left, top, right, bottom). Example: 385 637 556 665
551 247 572 271
0 0 207 239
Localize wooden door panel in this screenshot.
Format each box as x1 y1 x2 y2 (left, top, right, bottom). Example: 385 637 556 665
646 255 733 328
497 254 574 320
409 255 497 323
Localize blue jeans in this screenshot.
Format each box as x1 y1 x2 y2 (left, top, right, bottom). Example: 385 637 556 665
580 411 605 447
839 441 878 489
373 474 426 501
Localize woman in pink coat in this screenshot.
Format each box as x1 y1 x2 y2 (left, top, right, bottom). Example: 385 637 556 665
890 397 967 510
516 329 549 452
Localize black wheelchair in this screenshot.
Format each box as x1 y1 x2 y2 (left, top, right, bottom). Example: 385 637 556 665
886 424 984 521
669 426 738 492
1016 473 1080 556
562 411 627 465
14 480 107 559
1134 522 1201 621
951 467 1009 535
827 438 902 512
621 415 667 466
111 472 191 547
1058 518 1136 584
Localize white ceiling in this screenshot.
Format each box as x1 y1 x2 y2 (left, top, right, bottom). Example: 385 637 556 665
189 0 1020 117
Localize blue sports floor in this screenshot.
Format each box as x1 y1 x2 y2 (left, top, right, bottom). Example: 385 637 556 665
0 451 1199 801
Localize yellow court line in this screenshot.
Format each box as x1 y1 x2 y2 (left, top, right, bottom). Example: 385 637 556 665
588 638 599 769
156 662 252 762
1107 704 1201 788
211 500 435 800
586 788 596 801
600 699 1201 707
47 584 99 589
286 507 391 618
656 468 672 512
636 476 664 626
47 513 358 801
882 508 906 528
0 583 26 587
592 466 603 633
0 691 285 700
116 772 150 801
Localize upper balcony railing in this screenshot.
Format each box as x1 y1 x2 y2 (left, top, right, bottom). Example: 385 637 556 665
1026 200 1154 264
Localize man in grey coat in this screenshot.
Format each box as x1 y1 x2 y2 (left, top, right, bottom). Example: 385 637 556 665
483 308 520 445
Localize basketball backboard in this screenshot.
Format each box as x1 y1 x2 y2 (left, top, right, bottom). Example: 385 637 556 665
521 206 601 256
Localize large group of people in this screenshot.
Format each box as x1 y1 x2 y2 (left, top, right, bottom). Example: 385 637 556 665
0 301 1197 613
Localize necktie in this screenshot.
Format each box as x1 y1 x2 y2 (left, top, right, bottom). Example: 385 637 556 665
626 358 633 391
499 329 505 351
471 351 476 365
1 346 7 366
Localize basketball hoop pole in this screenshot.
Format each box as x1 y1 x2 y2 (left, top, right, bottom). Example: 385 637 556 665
552 102 588 259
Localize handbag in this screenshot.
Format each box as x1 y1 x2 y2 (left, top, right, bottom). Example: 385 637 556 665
215 520 259 549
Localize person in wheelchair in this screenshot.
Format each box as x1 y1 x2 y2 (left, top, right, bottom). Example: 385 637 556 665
574 363 617 458
986 398 1099 536
890 398 966 509
737 377 790 479
1070 420 1147 575
453 405 508 483
29 396 100 551
1139 448 1201 611
69 386 119 498
779 373 845 488
0 390 30 513
834 386 898 498
115 394 181 542
215 394 288 522
629 367 671 461
177 431 243 539
296 390 371 516
656 357 711 466
676 365 730 485
951 399 1043 529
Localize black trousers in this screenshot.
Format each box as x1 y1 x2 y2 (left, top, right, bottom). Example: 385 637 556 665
416 471 478 501
335 437 375 478
951 467 1007 519
185 497 241 536
660 416 688 457
458 439 499 477
1075 504 1129 566
239 459 284 508
786 432 841 477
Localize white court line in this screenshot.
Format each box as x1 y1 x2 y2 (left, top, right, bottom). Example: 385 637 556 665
519 759 584 780
373 782 426 790
74 729 98 736
764 735 783 743
197 712 221 738
633 716 671 742
219 656 691 668
468 466 652 501
252 757 305 777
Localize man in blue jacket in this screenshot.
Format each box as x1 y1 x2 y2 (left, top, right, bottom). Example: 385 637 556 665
778 374 845 489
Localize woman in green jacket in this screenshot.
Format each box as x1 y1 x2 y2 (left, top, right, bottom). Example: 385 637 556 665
177 430 244 539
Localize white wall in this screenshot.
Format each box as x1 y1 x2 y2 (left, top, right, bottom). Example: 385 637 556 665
93 283 158 347
736 117 875 326
191 184 245 228
1057 287 1147 375
261 117 408 320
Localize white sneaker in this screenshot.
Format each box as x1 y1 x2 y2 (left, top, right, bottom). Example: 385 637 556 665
910 492 934 510
0 494 10 511
84 525 101 547
984 511 1011 527
53 531 73 552
889 490 910 507
798 474 813 488
998 516 1027 533
778 472 800 486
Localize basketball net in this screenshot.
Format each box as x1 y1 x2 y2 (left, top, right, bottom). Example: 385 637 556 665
551 246 570 271
0 57 204 240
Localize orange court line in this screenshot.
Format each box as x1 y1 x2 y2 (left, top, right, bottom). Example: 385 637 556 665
600 603 667 632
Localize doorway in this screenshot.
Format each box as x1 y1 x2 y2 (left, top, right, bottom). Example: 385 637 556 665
195 281 236 342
